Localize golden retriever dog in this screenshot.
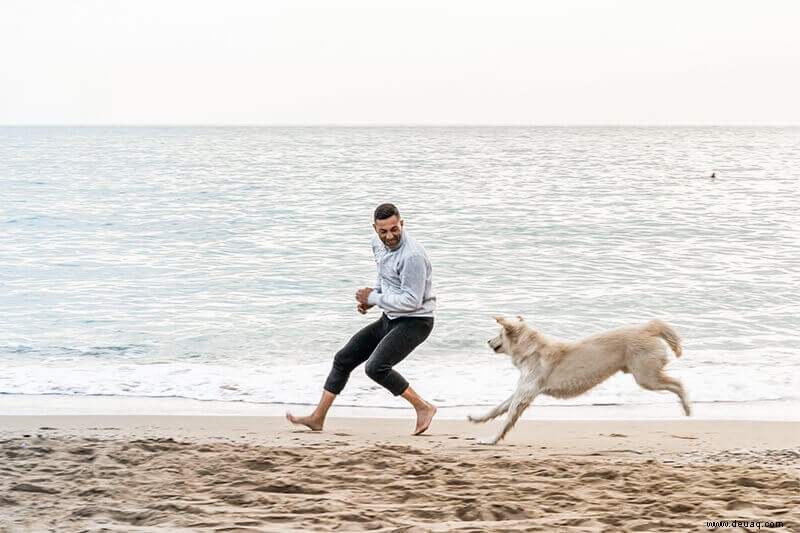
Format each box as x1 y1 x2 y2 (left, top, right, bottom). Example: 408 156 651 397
468 316 690 445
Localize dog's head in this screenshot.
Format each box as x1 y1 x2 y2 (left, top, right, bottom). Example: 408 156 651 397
488 315 528 355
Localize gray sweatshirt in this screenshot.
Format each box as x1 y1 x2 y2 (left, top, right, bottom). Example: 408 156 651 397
366 232 436 319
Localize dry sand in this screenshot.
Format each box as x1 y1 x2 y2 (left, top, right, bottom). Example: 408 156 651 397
1 416 798 532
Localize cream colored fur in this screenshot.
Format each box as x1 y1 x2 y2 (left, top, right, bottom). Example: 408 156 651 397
468 316 690 445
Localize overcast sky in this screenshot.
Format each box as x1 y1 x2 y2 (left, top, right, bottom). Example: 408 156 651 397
1 0 798 125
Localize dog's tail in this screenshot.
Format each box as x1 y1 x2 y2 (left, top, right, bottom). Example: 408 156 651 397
645 319 682 358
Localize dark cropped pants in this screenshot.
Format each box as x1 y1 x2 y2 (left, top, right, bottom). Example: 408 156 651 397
324 314 434 396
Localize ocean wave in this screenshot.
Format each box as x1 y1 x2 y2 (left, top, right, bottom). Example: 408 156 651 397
1 359 796 409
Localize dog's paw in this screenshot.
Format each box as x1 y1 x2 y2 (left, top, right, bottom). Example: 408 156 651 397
467 415 483 424
476 437 498 445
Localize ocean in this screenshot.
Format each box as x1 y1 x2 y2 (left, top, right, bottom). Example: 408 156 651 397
2 126 798 413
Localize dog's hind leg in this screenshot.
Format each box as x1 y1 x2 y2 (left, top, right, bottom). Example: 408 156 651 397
632 366 691 416
658 372 691 416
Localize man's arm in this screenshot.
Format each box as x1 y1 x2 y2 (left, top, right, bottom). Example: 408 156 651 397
357 240 383 314
365 254 426 312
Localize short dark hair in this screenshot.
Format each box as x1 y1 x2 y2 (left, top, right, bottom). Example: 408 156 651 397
374 203 400 221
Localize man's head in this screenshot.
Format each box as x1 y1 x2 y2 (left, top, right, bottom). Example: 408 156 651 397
373 203 403 250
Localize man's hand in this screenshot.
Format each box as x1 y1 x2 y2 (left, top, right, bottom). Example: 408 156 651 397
355 287 373 305
357 302 374 315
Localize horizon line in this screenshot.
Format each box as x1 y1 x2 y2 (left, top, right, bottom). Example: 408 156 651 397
1 123 799 128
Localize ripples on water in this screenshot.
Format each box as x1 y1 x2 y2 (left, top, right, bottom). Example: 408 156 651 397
1 127 798 408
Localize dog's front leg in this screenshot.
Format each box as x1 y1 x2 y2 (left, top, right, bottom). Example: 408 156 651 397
477 400 530 445
467 394 513 424
468 375 530 424
477 386 538 445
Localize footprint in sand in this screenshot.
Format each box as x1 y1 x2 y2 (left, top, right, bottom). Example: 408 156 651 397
243 459 273 471
667 503 695 513
726 499 757 510
254 482 327 495
11 483 58 494
735 477 765 488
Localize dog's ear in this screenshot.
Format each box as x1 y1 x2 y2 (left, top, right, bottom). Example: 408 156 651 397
494 316 515 331
517 315 525 322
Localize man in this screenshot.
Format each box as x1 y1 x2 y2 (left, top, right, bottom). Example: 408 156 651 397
286 203 438 435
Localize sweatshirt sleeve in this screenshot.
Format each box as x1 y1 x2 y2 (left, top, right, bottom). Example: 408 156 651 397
373 273 382 294
370 236 382 295
367 254 426 312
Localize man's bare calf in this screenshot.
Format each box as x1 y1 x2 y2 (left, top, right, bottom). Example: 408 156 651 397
402 386 437 435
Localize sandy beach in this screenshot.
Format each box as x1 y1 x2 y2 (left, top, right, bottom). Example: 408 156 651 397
1 415 798 532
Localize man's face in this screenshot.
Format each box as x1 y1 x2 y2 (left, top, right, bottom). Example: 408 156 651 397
373 215 404 249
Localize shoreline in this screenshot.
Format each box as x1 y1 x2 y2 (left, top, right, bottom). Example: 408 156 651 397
2 393 799 421
2 415 799 451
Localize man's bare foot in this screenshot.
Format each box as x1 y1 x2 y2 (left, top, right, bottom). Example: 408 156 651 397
412 403 437 435
285 411 323 431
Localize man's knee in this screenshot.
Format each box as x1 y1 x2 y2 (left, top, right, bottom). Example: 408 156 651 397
332 348 346 366
364 359 387 382
332 345 360 371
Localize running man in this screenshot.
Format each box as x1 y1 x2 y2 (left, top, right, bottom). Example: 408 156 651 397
286 203 437 435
